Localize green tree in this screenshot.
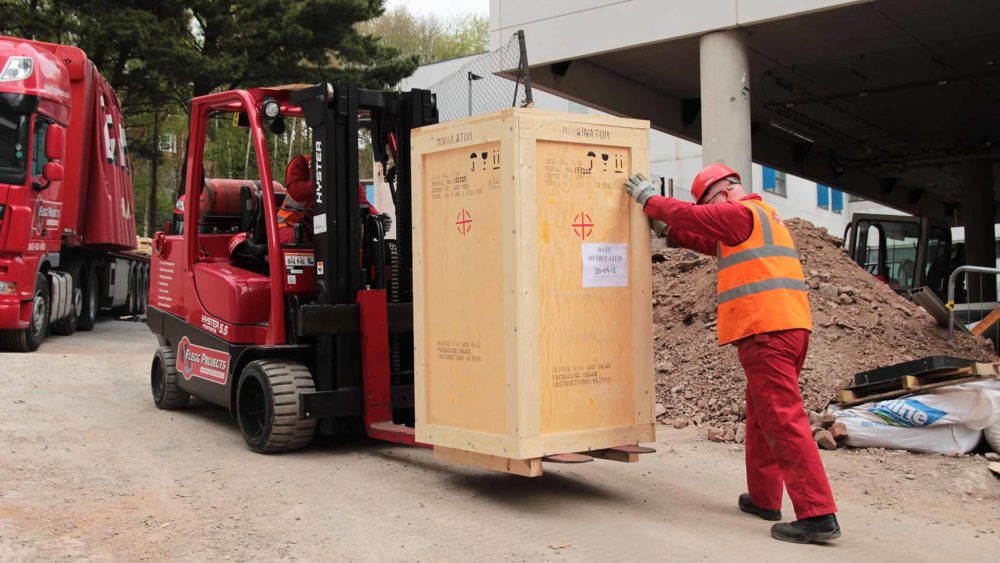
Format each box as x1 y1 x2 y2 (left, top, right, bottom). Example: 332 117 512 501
358 6 489 65
166 0 418 102
1 0 418 235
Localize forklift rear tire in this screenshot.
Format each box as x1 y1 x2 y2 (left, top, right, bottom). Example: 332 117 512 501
236 360 317 453
151 346 190 409
0 273 49 352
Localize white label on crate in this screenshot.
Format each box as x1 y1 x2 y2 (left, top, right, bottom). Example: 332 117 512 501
582 243 628 288
316 261 324 275
287 274 297 285
313 213 327 234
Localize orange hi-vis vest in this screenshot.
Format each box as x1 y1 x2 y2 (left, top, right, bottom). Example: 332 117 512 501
716 199 812 345
277 195 310 229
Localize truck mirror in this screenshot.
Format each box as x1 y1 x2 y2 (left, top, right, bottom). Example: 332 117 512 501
42 161 63 182
45 124 66 160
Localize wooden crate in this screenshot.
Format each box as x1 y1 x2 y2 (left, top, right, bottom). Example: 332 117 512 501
412 108 654 470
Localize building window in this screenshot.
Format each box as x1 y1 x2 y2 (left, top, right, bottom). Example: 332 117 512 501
159 133 177 153
831 188 844 213
817 184 829 209
762 166 787 197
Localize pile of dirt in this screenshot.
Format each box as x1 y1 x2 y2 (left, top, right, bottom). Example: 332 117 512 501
652 218 997 443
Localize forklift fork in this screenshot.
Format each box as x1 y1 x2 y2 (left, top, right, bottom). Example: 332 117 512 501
357 288 428 447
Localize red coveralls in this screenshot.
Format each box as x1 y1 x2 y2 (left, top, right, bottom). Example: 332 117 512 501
279 154 380 244
644 193 838 520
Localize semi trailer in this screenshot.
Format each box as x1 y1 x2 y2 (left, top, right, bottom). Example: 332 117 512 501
0 36 148 352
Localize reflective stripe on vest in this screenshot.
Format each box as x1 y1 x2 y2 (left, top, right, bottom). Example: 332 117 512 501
718 277 809 304
277 195 310 227
715 199 812 344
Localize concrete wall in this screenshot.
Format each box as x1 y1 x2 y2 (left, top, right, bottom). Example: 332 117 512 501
404 55 899 239
649 136 898 236
489 0 869 60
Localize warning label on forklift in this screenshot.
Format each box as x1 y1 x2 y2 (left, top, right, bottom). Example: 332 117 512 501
176 336 230 385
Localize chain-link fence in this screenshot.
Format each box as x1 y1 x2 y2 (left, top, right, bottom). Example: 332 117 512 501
427 30 533 122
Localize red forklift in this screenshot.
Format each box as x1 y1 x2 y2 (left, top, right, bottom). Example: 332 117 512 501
146 83 436 452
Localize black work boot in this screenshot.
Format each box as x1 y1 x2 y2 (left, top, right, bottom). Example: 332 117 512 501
770 514 841 544
738 493 782 521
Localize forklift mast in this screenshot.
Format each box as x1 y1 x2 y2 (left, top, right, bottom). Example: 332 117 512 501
292 83 436 306
290 83 438 435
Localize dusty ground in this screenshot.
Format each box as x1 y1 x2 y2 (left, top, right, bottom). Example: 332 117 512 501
0 321 998 562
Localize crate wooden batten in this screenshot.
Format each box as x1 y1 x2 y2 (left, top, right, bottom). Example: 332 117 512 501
412 108 655 473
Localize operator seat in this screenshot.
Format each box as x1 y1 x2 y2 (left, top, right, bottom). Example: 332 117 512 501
192 179 285 327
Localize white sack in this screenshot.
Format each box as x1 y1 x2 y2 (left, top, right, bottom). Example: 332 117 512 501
827 380 1000 455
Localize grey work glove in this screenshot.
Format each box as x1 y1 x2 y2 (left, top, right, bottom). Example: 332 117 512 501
624 173 658 208
380 213 392 233
650 218 669 238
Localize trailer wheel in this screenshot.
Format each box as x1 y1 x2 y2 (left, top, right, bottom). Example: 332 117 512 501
77 266 99 331
151 346 190 409
0 273 49 352
137 264 148 315
127 267 138 316
236 360 316 453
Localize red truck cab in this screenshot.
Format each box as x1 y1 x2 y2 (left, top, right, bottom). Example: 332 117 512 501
0 36 146 351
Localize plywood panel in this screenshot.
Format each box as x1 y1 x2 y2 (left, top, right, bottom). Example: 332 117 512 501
422 141 506 434
536 141 636 435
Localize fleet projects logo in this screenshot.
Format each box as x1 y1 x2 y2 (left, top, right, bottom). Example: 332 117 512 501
176 336 230 385
867 398 947 427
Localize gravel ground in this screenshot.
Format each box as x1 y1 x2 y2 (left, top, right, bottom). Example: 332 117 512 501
0 320 997 561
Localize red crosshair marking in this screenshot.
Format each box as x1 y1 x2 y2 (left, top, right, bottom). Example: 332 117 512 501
455 209 473 236
572 212 594 240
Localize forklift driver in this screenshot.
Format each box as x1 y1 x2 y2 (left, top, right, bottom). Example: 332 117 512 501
277 153 391 244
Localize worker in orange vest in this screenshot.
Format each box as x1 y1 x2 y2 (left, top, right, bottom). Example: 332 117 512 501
624 164 840 544
277 154 390 244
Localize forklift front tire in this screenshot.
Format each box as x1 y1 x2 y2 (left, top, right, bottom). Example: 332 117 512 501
151 346 190 410
236 360 317 454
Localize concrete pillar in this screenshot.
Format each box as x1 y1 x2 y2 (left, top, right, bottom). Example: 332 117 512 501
699 30 753 191
961 159 996 302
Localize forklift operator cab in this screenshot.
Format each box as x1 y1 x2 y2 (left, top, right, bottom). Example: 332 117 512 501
151 87 319 346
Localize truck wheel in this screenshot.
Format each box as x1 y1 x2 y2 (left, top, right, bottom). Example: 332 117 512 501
0 273 50 352
77 266 99 331
151 346 190 409
236 360 316 453
50 284 81 336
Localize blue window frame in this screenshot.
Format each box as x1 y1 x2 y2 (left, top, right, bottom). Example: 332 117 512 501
831 189 844 213
763 167 775 190
817 184 829 209
762 166 786 196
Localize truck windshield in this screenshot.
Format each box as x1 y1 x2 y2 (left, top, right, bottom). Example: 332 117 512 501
0 111 28 185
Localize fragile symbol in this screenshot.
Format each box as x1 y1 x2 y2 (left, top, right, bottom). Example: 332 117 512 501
455 209 473 236
572 212 594 240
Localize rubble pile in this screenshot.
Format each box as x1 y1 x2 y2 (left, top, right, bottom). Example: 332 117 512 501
652 218 997 443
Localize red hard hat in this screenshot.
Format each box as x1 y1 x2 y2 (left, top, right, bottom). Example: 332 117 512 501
691 164 741 203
